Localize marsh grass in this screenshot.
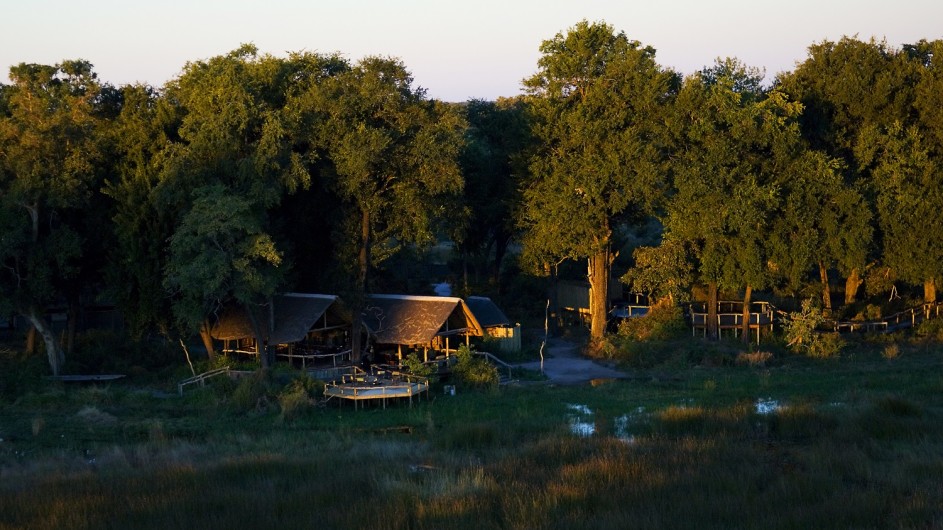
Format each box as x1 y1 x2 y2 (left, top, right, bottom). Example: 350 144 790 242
1 342 942 529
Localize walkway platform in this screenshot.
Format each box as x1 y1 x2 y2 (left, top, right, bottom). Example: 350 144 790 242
323 368 429 409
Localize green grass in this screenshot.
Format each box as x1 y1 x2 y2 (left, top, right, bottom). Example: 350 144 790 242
1 339 942 529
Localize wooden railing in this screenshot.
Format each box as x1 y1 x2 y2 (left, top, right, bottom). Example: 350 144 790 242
829 302 943 333
177 366 230 396
475 351 513 382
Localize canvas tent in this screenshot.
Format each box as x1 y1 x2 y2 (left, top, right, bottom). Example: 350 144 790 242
211 293 350 357
465 296 520 353
361 294 483 360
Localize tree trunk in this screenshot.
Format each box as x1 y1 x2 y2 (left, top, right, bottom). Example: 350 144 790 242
351 208 371 362
492 231 511 291
924 278 937 304
199 320 216 361
27 310 63 376
66 294 79 356
244 304 270 368
547 263 559 336
587 248 610 342
25 325 36 355
741 285 752 345
818 262 832 312
707 282 719 340
844 267 862 305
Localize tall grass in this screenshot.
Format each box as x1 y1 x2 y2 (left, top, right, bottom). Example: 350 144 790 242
1 342 942 529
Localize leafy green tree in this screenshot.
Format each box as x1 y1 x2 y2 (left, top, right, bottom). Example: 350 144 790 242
104 84 177 338
768 151 872 310
665 59 800 341
164 185 283 366
0 60 105 375
289 56 466 360
519 20 678 343
107 46 344 358
856 122 943 302
777 37 919 303
459 97 531 290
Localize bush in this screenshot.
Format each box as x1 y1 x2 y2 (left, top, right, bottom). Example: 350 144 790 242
452 345 499 390
231 369 276 413
616 303 687 341
784 299 844 359
402 352 434 378
277 374 322 422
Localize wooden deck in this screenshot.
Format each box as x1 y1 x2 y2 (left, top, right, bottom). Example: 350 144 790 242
323 368 429 409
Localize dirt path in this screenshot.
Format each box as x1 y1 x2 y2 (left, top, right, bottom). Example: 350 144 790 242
515 337 626 385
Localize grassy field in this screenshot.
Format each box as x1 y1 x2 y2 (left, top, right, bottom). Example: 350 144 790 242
1 336 941 529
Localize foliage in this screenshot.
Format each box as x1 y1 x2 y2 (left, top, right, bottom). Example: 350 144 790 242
621 239 693 303
277 374 322 422
784 299 846 358
519 20 678 341
452 344 499 390
615 303 687 341
402 352 435 379
0 60 108 374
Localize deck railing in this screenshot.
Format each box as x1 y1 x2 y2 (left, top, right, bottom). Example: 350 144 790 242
177 366 231 396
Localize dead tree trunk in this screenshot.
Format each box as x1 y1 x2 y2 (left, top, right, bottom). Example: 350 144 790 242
27 309 63 376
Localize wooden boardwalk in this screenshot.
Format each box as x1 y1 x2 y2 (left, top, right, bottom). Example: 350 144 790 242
687 301 776 344
323 367 429 409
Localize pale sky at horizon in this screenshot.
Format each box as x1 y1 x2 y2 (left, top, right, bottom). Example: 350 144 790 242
2 0 941 102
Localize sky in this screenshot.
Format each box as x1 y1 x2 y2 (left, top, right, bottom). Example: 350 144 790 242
2 0 942 102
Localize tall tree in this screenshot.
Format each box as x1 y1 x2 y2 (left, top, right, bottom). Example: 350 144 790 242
0 60 105 375
665 59 800 341
777 37 918 303
290 56 466 360
163 185 283 366
459 97 530 290
856 122 943 302
768 151 872 310
519 20 678 343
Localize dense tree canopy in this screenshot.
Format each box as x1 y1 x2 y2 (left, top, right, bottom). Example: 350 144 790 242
2 28 943 372
519 20 678 343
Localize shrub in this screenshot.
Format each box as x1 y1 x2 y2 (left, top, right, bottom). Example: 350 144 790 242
735 350 773 367
882 343 900 361
452 345 499 390
616 303 687 341
277 375 321 422
231 369 276 413
784 299 844 359
402 352 434 378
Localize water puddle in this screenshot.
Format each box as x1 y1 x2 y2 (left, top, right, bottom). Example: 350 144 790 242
567 404 645 443
566 404 595 436
755 398 784 415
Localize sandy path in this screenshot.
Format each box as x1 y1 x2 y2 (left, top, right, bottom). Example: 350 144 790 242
515 337 626 385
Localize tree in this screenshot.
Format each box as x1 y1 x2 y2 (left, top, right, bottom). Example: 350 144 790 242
777 37 919 303
108 46 344 359
519 20 678 343
164 185 283 366
856 122 943 302
290 56 466 360
768 151 871 311
458 97 530 290
0 60 105 375
665 59 800 342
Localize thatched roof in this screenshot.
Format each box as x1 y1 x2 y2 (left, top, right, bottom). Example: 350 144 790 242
362 294 483 346
210 293 346 343
465 296 512 329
